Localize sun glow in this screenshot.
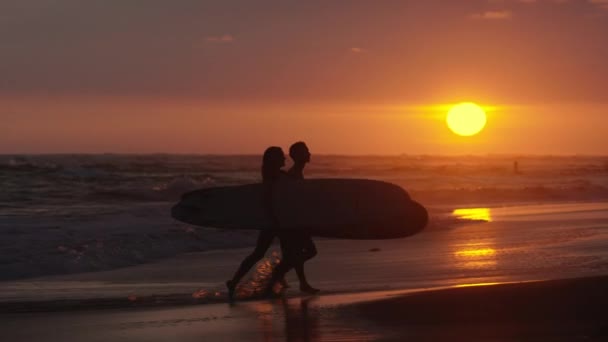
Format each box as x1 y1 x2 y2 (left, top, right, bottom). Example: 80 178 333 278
446 102 487 136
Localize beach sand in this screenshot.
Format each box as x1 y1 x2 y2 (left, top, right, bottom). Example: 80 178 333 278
1 202 608 341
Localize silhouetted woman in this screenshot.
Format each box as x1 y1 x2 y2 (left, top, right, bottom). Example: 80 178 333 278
226 146 286 301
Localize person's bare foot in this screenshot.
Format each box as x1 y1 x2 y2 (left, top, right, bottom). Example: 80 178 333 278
300 284 320 294
261 286 282 299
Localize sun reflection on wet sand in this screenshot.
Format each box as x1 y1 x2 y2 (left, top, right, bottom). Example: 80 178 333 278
455 247 496 258
453 208 492 222
450 208 500 270
453 243 497 269
253 301 275 341
454 282 500 288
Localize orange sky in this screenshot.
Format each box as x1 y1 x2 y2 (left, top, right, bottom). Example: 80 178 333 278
2 0 608 154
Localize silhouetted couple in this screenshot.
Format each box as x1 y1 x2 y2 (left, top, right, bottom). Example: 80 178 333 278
226 142 318 301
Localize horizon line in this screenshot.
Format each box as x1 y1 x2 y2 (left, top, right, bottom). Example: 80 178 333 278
2 153 608 158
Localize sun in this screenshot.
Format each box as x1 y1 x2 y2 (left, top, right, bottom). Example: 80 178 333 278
446 102 487 136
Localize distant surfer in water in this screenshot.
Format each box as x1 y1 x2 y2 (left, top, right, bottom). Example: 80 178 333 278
265 142 320 296
226 146 287 301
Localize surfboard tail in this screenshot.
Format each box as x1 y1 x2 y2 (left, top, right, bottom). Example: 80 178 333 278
171 203 199 226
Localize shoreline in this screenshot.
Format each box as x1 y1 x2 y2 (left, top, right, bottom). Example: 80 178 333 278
0 273 601 314
2 276 607 341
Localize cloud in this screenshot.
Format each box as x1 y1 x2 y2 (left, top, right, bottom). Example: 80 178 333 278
487 0 533 3
350 47 365 53
470 10 513 20
488 0 569 3
205 34 234 43
590 0 608 10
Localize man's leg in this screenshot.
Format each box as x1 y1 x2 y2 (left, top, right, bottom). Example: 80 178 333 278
295 237 319 293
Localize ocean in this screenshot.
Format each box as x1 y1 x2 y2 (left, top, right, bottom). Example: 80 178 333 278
1 154 608 281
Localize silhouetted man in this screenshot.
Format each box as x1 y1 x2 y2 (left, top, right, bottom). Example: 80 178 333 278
272 141 319 294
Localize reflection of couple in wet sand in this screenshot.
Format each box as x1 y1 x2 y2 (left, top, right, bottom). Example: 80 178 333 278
226 142 319 301
254 297 321 341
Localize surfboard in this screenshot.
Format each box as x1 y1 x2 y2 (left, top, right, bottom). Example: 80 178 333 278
171 179 428 239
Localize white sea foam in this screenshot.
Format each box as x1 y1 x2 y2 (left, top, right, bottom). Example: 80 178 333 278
0 204 258 280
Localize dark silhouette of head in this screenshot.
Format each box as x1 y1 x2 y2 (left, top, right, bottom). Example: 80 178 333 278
262 146 286 181
289 142 311 165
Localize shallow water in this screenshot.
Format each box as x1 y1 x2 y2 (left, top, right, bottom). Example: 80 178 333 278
2 154 608 280
1 202 607 306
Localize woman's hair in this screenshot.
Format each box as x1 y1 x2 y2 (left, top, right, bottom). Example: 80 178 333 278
261 146 284 182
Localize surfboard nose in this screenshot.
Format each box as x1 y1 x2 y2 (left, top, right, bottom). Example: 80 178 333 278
375 201 428 239
408 201 429 234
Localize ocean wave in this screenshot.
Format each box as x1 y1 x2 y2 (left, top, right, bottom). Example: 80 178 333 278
413 184 608 205
0 157 59 172
2 154 608 209
84 182 608 205
0 205 260 281
3 154 607 176
83 176 217 202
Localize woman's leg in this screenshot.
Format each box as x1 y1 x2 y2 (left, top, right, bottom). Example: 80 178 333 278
227 230 274 299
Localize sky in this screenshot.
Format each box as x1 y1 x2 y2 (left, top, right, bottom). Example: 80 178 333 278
1 0 607 154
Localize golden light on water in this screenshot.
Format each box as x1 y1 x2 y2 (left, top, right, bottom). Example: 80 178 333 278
446 102 487 136
453 208 492 222
452 209 496 269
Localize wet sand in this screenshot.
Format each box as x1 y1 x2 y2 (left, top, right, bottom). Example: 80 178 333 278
353 275 608 341
2 276 607 341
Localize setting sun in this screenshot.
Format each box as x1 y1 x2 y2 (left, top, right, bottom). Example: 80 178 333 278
446 102 487 136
